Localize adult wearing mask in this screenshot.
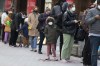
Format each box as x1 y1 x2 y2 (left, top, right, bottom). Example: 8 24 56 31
1 11 8 42
82 3 95 66
37 8 51 54
85 0 100 66
61 4 78 62
9 12 19 47
28 7 39 52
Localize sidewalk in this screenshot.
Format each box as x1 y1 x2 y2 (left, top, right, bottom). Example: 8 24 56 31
0 42 100 66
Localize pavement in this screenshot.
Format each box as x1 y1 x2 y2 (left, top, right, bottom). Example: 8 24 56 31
0 42 100 66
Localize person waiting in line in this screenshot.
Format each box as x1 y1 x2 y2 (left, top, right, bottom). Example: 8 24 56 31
28 6 39 52
37 8 51 54
61 4 79 63
44 16 59 61
85 0 100 66
4 11 12 44
1 11 8 42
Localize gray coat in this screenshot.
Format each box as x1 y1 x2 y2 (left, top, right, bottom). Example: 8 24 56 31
85 7 100 34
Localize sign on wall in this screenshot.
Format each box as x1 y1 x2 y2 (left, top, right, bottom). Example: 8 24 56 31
4 0 12 10
27 0 36 14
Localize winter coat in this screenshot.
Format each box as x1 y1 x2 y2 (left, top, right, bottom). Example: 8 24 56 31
62 11 78 35
19 22 28 38
37 13 49 32
44 17 59 44
51 5 63 28
28 12 39 36
4 16 12 32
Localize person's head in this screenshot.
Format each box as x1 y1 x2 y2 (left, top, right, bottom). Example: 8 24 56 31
33 6 38 13
68 4 76 12
8 12 13 19
46 17 55 26
55 0 61 5
45 8 51 15
4 10 8 15
62 0 66 2
97 0 100 9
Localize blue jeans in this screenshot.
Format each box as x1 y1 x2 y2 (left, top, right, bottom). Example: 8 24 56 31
89 36 100 66
30 36 37 49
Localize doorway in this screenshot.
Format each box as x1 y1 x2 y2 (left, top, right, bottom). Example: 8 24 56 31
16 0 27 12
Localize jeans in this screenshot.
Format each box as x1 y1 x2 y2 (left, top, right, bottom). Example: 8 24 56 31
89 36 100 66
38 31 45 52
4 32 9 43
30 36 37 49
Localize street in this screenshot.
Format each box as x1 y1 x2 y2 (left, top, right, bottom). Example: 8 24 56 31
0 42 100 66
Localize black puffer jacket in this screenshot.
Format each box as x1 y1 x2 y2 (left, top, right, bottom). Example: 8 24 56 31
62 11 78 35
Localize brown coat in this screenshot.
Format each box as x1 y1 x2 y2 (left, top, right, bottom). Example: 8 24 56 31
28 13 39 36
4 16 12 32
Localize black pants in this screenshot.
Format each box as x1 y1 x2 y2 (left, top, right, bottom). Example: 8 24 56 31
59 32 63 60
83 33 91 65
1 25 5 42
38 31 45 52
9 30 18 46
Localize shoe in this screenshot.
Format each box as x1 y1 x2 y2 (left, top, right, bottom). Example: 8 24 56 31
14 45 17 47
4 42 7 44
38 51 43 54
34 50 37 52
83 65 87 66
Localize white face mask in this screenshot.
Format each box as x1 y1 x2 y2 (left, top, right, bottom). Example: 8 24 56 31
70 7 75 12
98 5 100 9
48 22 53 25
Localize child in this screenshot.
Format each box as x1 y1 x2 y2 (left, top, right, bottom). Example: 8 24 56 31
4 12 12 44
44 16 58 61
18 18 29 47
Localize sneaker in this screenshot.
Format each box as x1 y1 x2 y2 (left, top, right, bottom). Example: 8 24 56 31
34 50 37 52
38 51 43 54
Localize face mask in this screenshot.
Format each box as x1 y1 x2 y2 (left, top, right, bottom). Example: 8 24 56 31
98 5 100 9
70 7 75 12
48 22 53 25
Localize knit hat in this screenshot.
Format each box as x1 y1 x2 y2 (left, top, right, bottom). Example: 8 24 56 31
97 0 100 4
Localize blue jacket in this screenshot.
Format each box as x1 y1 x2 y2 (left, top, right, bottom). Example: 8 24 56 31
19 22 28 38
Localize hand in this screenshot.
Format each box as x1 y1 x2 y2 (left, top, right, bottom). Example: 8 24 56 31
74 20 79 23
95 15 100 20
16 29 18 32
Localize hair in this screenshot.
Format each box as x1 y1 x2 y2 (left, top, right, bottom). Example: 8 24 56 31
33 6 38 11
4 10 8 14
62 0 66 2
46 17 55 24
8 13 13 19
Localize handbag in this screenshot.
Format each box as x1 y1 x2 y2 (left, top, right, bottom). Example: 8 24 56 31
74 25 86 41
28 25 32 30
